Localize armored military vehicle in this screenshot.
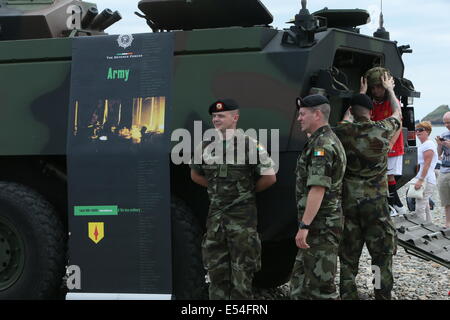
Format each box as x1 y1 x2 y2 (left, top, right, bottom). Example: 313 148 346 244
0 0 447 300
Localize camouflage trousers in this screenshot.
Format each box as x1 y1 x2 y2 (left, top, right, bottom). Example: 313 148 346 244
290 228 341 300
339 196 397 300
202 206 261 300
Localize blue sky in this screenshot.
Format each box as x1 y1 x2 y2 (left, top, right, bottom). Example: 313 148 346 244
93 0 450 120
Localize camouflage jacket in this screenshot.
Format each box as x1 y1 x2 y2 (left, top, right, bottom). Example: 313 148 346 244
334 116 401 200
296 125 346 230
190 129 275 211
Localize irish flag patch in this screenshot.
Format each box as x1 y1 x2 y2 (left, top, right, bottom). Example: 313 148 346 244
314 148 325 157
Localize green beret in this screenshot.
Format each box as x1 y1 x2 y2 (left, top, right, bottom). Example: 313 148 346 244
209 99 239 115
364 67 391 87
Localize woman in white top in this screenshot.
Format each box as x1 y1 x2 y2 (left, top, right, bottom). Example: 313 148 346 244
413 121 438 222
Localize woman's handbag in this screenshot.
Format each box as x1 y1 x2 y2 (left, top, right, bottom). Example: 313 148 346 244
407 179 427 199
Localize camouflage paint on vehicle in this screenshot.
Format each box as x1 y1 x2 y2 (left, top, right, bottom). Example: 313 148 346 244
0 38 71 155
1 0 437 299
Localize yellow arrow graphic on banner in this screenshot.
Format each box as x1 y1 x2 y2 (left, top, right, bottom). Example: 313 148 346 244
88 222 104 244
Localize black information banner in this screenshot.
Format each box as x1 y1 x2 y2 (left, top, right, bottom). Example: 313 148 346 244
66 33 174 299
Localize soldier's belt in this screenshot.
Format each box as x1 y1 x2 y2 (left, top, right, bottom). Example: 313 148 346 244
209 191 253 218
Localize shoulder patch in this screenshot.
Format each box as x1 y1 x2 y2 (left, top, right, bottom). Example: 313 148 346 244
313 147 325 157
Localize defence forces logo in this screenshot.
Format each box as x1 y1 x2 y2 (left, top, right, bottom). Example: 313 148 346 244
117 34 134 49
88 222 104 244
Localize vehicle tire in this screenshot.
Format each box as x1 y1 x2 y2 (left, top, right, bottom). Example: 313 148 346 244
171 197 207 300
0 182 66 299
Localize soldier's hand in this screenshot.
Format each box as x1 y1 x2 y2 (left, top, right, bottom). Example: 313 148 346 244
360 76 368 94
295 229 310 249
381 72 395 92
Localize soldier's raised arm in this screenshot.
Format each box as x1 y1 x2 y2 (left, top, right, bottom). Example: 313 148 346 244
381 72 401 121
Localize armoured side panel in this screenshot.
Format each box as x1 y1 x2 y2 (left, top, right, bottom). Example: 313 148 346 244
171 27 303 245
171 27 297 152
170 26 412 243
0 38 72 155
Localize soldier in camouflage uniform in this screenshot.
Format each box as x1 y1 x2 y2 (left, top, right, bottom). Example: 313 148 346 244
334 80 401 300
190 99 276 300
290 94 346 300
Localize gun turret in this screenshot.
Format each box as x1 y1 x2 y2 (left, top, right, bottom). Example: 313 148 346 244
81 6 98 29
282 0 327 47
90 8 113 30
96 10 122 31
0 0 122 41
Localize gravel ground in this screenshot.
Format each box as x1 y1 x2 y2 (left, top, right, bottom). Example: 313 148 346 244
254 182 450 300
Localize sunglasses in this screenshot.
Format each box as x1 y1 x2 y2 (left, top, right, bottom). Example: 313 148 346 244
415 128 426 132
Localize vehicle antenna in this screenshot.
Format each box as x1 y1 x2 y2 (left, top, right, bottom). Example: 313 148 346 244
379 0 384 29
373 0 390 40
300 0 308 14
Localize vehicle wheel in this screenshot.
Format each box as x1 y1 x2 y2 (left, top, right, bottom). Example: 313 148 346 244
171 197 207 300
0 182 65 299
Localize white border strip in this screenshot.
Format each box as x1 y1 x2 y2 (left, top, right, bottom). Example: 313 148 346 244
66 293 172 300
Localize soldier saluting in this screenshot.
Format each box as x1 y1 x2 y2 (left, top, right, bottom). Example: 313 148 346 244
190 99 276 300
290 94 346 300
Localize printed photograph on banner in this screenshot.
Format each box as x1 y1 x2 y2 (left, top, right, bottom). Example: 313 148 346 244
72 96 166 148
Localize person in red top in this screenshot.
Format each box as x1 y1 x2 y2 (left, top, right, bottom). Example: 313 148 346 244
360 67 406 215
